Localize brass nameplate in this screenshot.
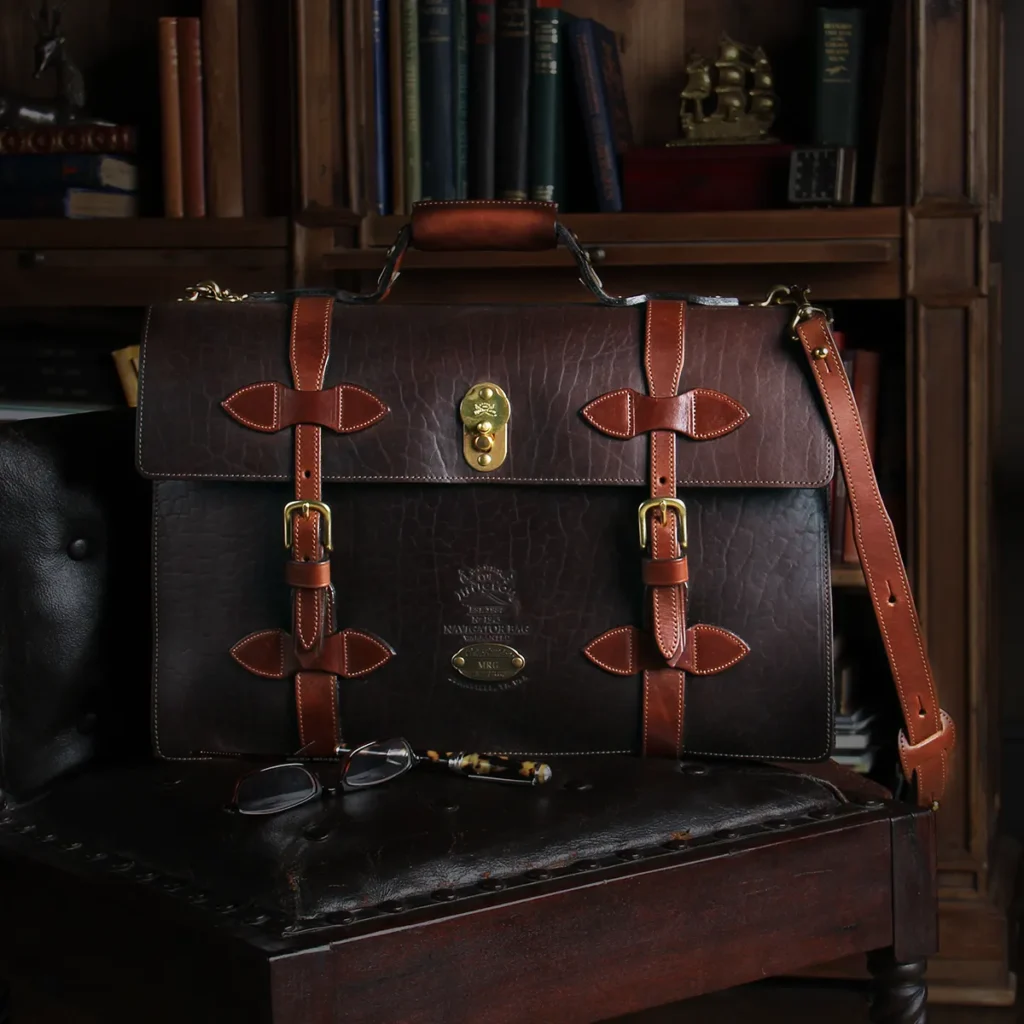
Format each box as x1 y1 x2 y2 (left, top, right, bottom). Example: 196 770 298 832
460 382 509 471
451 643 525 682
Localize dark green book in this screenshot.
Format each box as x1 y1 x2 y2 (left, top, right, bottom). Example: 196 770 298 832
814 7 864 147
402 0 422 205
529 3 562 204
419 0 456 199
454 0 468 199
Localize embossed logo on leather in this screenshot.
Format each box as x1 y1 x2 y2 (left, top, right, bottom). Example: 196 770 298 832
444 566 530 691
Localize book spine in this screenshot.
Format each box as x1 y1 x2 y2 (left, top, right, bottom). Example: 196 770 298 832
202 0 245 217
158 18 184 217
454 0 468 199
0 155 136 192
529 2 561 203
841 349 881 563
402 0 422 204
568 19 621 212
389 0 407 213
177 17 207 217
495 0 530 199
373 0 391 214
0 189 137 219
591 21 632 155
814 7 864 147
0 125 137 156
418 0 456 199
468 0 496 198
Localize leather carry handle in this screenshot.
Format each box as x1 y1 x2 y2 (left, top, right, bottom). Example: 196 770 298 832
410 200 559 251
241 200 739 308
796 313 954 809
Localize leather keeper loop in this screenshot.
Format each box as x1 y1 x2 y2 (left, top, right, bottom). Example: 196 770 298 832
411 200 557 251
285 559 333 589
642 556 689 587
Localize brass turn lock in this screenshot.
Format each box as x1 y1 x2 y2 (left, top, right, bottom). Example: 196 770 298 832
460 382 510 471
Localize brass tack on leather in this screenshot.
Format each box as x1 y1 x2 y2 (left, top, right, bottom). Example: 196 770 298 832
511 655 525 669
475 420 493 434
477 453 492 467
812 346 830 359
480 387 494 400
452 655 466 668
472 434 493 452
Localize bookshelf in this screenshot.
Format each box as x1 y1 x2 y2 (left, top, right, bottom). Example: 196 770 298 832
291 0 1008 1005
0 0 1007 1005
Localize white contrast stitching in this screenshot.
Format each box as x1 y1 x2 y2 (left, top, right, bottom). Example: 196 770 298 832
687 389 750 440
582 626 636 674
581 388 635 438
337 384 389 432
230 629 286 679
222 381 280 432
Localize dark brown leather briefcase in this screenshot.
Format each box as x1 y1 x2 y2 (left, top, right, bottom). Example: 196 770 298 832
136 200 954 806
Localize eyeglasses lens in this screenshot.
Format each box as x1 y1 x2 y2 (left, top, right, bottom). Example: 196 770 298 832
344 739 414 788
234 764 319 815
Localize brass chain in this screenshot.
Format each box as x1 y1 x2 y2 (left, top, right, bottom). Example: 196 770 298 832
180 280 249 303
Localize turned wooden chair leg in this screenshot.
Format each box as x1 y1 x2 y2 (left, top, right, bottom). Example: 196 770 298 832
867 948 928 1023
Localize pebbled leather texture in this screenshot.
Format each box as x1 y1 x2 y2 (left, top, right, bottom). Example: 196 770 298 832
137 303 833 488
0 411 151 800
0 756 854 919
151 481 833 761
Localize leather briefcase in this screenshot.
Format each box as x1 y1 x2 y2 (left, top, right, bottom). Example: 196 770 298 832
135 200 954 806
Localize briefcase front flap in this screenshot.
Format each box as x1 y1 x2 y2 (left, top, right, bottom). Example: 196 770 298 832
136 301 832 488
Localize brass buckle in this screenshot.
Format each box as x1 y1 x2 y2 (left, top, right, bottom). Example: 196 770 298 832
638 498 687 551
283 500 333 553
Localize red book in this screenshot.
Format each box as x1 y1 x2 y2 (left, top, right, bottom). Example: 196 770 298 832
841 349 882 564
177 17 207 217
623 143 794 212
158 18 184 218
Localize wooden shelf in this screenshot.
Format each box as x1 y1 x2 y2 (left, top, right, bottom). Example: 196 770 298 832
0 218 289 251
830 564 867 589
323 207 902 272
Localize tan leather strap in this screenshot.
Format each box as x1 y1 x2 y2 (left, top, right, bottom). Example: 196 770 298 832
796 314 955 807
642 300 688 756
288 297 340 755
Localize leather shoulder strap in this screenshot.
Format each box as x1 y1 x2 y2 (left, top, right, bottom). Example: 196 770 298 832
796 314 954 808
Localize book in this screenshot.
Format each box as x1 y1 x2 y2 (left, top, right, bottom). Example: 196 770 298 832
495 0 531 200
157 18 184 217
468 0 496 198
388 0 406 213
841 349 882 563
453 0 468 199
372 0 391 214
177 17 207 217
401 0 423 206
566 17 621 212
0 125 137 156
529 0 562 204
202 0 245 217
0 154 136 193
112 345 140 407
419 0 456 200
0 188 138 219
591 20 631 158
814 7 864 148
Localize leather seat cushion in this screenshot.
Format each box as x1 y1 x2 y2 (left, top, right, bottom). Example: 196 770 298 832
0 755 859 926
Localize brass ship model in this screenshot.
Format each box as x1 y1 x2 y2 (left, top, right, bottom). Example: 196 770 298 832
669 34 778 145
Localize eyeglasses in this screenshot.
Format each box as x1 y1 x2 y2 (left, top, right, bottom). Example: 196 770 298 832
231 737 552 816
